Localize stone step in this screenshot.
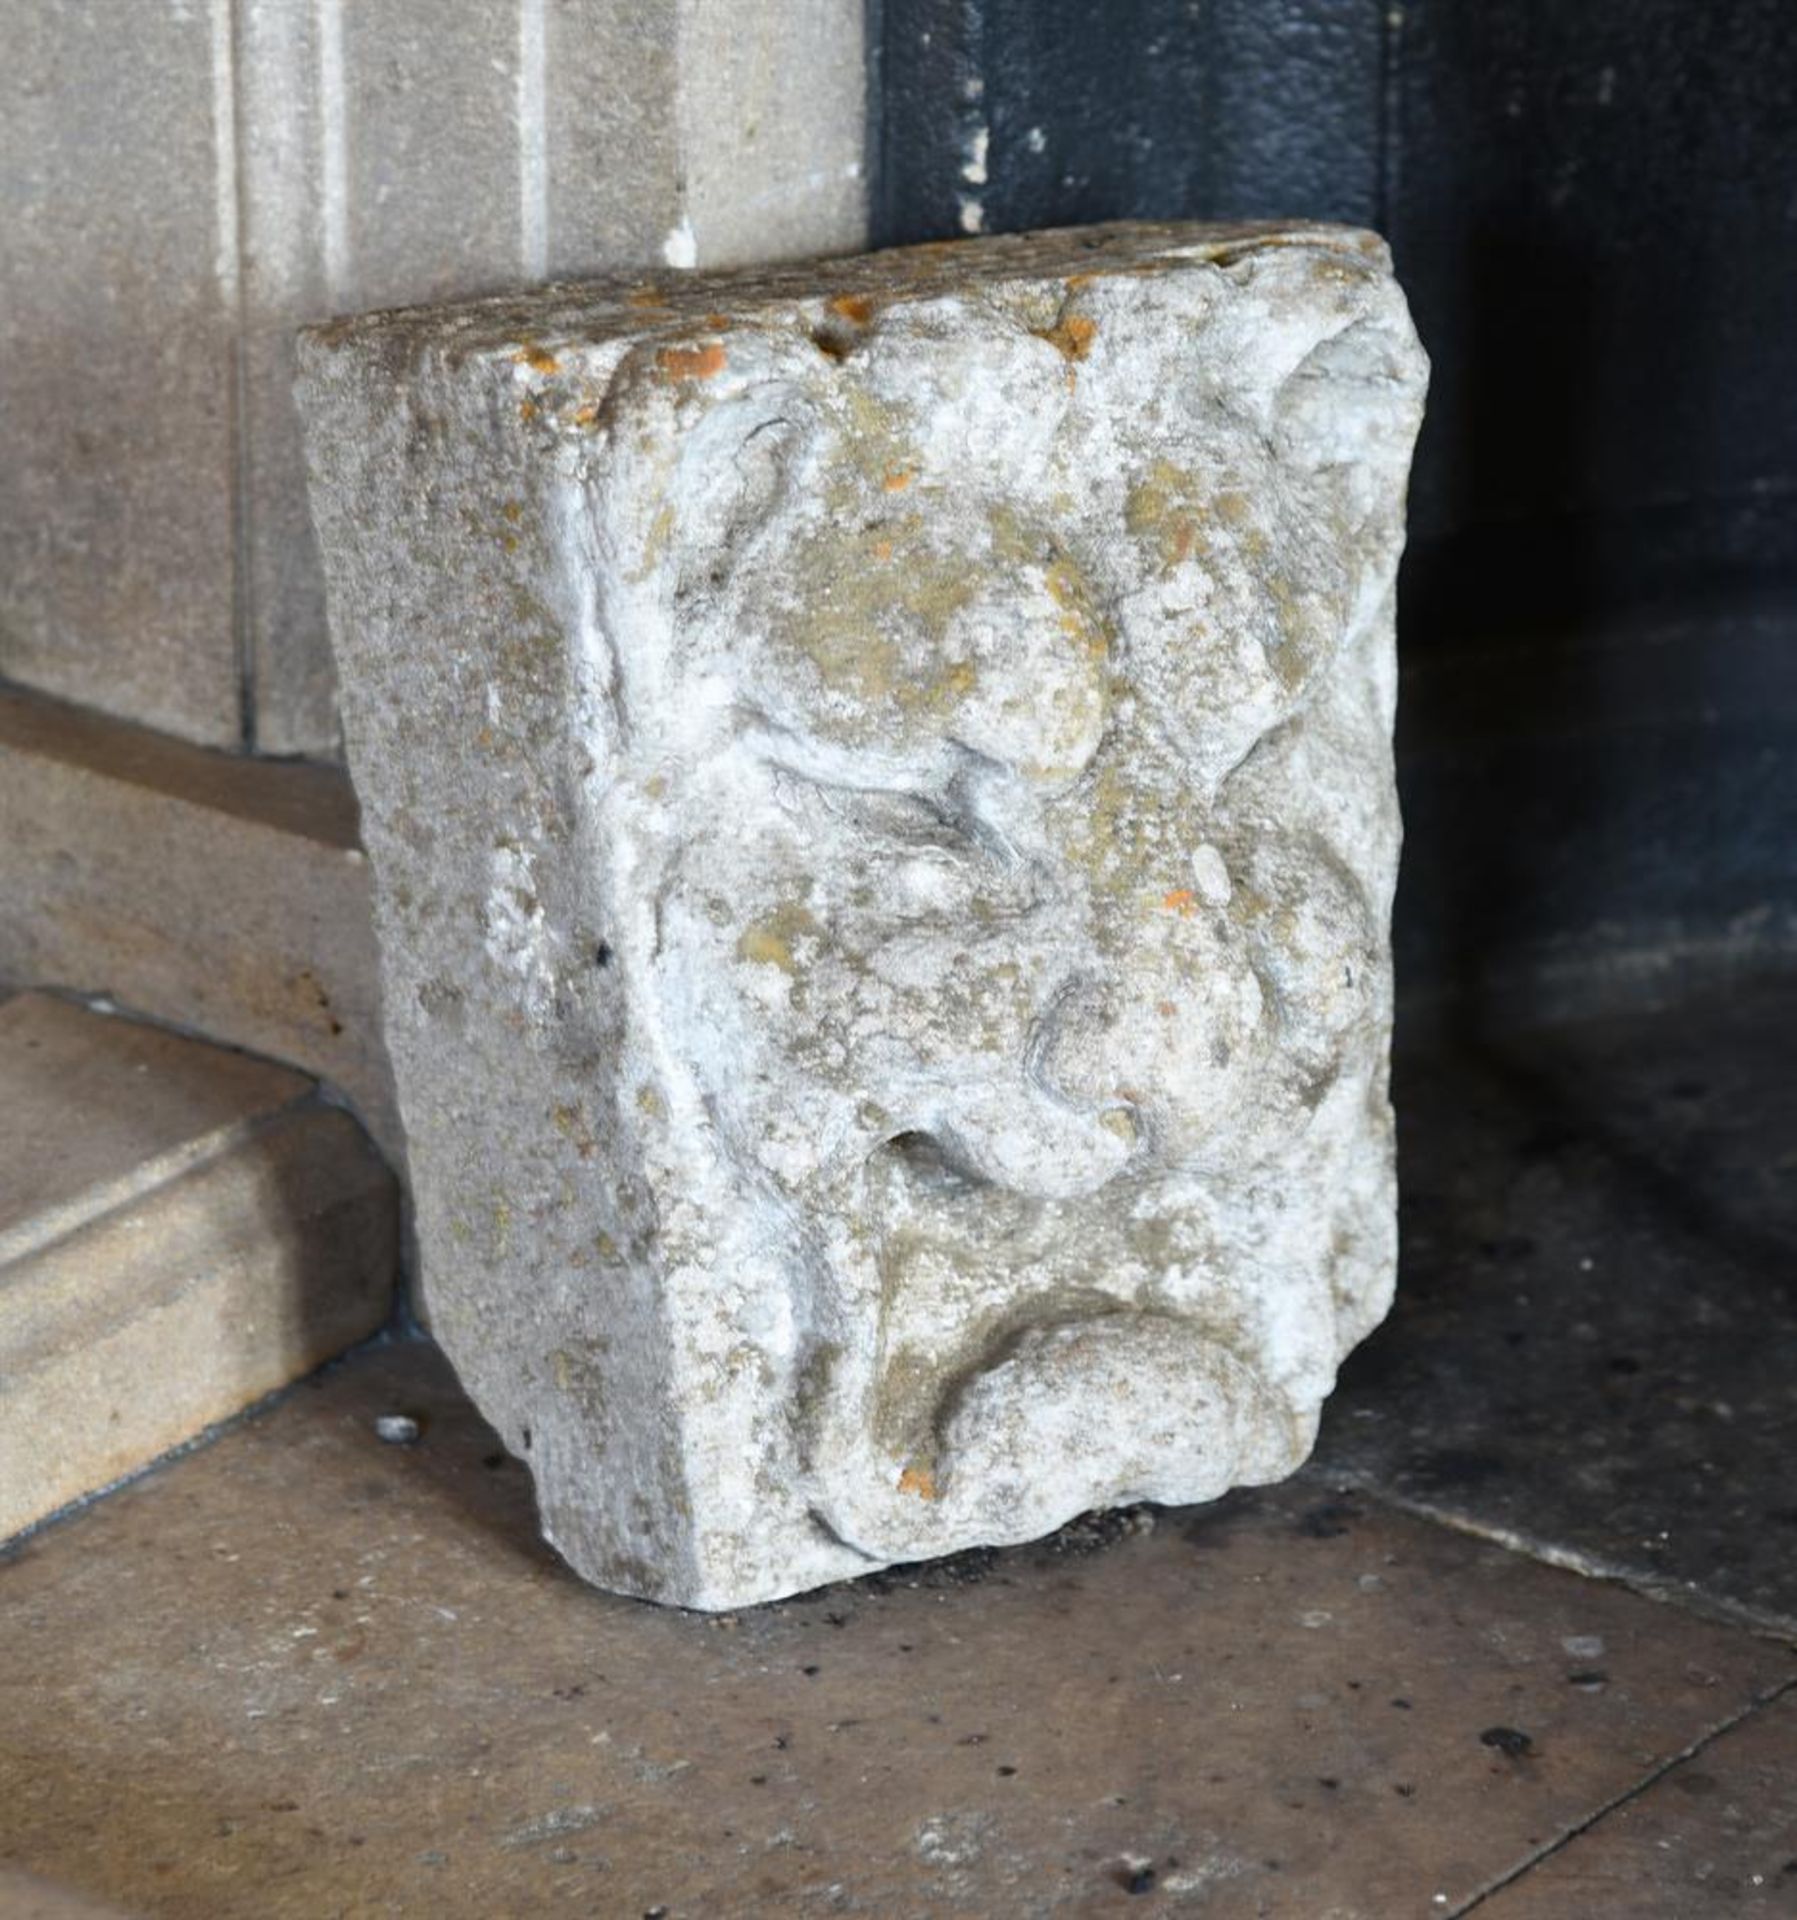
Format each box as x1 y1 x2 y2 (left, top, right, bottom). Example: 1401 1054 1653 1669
0 686 397 1159
0 993 397 1539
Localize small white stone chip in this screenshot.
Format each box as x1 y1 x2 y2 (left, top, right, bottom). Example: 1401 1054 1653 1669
1190 843 1233 907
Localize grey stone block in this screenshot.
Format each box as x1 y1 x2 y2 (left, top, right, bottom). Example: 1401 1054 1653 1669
300 221 1427 1608
680 0 867 269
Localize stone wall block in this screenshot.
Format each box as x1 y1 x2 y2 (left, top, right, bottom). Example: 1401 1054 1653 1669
0 1 242 744
246 0 690 755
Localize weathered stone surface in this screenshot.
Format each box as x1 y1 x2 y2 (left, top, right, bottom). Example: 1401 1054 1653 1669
0 686 397 1159
0 995 397 1540
298 221 1428 1607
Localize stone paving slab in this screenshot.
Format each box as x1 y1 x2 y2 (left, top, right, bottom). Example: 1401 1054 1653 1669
1479 1691 1797 1918
1316 975 1797 1633
0 992 312 1260
2 1341 1790 1918
0 1870 135 1918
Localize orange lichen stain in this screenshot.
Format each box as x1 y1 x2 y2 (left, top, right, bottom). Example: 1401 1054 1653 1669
1044 557 1109 657
571 401 601 429
656 341 728 382
870 537 895 563
518 398 540 423
1036 313 1099 362
634 501 677 581
736 925 796 973
704 312 733 331
1157 1000 1177 1018
552 1103 597 1161
514 342 559 374
626 284 670 309
828 292 876 326
1161 888 1198 916
882 467 915 492
897 1464 941 1500
1215 490 1253 527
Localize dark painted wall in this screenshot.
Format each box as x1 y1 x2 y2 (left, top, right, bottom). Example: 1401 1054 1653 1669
1387 2 1797 633
876 1 1382 236
875 0 1797 627
873 0 1797 1012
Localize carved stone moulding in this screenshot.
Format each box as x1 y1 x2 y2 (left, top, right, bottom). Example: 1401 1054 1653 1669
298 222 1428 1608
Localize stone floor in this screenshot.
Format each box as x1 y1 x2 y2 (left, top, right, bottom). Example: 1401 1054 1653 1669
3 976 1795 1917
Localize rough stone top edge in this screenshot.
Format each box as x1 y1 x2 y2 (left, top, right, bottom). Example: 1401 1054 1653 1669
297 220 1395 377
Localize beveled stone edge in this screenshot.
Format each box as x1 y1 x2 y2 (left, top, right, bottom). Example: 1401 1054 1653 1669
297 219 1392 372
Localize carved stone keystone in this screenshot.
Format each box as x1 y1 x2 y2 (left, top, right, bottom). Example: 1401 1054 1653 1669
298 222 1428 1608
